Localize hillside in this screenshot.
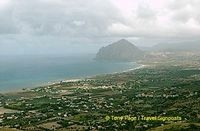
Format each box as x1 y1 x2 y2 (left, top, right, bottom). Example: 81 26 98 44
153 41 200 51
95 39 144 62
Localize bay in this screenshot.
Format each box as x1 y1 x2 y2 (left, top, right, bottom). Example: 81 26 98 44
0 55 140 92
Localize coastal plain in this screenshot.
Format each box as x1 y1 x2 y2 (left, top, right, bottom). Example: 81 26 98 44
0 51 200 131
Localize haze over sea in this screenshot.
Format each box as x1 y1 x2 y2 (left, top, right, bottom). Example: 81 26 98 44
0 55 140 92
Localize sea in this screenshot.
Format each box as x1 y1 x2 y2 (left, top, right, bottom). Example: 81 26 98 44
0 55 140 92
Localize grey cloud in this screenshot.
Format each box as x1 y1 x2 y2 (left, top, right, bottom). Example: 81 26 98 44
169 0 200 23
172 11 191 23
0 0 200 56
168 0 200 10
136 4 156 20
2 0 122 38
0 6 18 34
1 0 200 39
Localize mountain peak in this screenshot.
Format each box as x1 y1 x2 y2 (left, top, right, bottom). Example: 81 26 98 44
95 39 144 62
114 39 133 45
117 39 130 43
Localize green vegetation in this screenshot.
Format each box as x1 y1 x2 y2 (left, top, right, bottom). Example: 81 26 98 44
0 51 200 130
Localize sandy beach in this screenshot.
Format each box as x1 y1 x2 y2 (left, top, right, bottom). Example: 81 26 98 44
1 63 143 94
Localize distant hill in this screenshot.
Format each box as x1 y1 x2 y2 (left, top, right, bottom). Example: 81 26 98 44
152 41 200 51
95 39 144 62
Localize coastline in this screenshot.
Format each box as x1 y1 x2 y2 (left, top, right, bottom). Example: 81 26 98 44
2 63 146 94
122 64 146 73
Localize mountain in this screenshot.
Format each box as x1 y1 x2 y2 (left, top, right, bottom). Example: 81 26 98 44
95 39 144 62
152 41 200 51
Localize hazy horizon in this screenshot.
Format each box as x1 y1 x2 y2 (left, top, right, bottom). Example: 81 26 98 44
0 0 200 56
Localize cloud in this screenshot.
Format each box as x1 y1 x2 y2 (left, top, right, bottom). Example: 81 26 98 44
136 4 156 20
108 0 200 39
73 20 86 26
1 0 200 38
0 0 122 37
0 0 200 55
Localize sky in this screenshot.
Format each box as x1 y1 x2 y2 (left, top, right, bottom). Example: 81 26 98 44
0 0 200 55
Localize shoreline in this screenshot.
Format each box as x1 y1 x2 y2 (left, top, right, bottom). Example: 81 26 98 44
122 64 146 72
2 64 146 94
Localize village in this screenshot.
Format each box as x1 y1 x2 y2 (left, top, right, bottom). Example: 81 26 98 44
0 52 200 131
0 71 199 130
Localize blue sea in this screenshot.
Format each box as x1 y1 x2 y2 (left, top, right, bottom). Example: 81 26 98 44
0 55 140 92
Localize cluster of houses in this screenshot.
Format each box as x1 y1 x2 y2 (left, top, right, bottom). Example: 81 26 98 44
0 68 199 130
